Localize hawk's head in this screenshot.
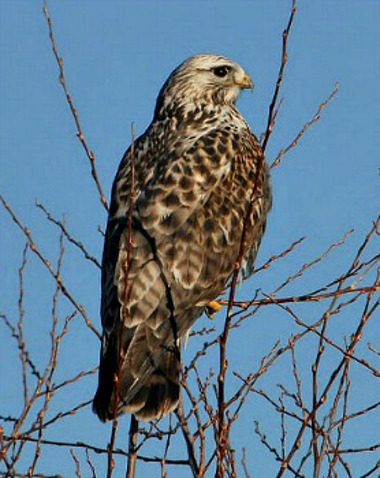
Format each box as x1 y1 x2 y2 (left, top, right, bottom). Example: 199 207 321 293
154 54 253 118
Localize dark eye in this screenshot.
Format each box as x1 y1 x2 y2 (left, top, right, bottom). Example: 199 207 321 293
212 66 231 78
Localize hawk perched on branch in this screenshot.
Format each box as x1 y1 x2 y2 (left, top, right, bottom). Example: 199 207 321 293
93 54 272 422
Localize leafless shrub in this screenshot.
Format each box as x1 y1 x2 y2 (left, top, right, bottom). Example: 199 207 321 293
1 1 378 477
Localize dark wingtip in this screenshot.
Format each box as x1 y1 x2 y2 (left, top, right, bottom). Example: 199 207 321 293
92 389 113 423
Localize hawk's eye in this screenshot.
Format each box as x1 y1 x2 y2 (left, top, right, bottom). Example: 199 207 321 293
212 66 231 78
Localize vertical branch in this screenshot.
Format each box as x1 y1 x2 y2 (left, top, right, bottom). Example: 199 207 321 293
311 277 344 477
70 448 82 478
17 243 29 407
216 157 265 477
125 416 139 478
28 225 66 477
107 124 136 478
175 398 200 477
276 275 379 477
311 312 328 477
85 448 97 478
241 448 251 478
161 415 174 478
216 5 297 475
261 0 296 152
327 362 351 475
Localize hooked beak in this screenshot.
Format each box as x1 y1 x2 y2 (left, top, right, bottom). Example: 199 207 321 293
235 73 254 90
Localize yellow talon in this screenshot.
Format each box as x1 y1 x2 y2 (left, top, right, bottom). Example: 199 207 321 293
206 300 223 319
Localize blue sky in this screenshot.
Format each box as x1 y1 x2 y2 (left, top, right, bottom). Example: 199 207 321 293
1 1 379 477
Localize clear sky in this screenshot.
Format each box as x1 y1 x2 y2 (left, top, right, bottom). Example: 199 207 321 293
1 1 379 477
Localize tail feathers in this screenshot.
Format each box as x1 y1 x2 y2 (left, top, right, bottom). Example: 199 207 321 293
93 333 180 422
126 371 180 421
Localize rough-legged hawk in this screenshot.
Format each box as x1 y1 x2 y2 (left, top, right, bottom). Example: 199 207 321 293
93 54 272 422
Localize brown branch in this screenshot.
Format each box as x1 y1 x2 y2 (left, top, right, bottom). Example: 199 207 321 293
17 243 29 407
271 82 339 168
35 368 98 398
2 2 377 476
36 201 101 268
28 227 67 477
253 235 306 274
216 164 265 475
0 194 100 338
216 75 280 473
358 461 380 478
2 300 77 468
228 340 283 415
272 228 354 296
261 0 296 152
276 276 379 477
26 398 92 435
85 448 97 478
269 296 379 377
70 448 82 478
241 448 251 478
42 1 108 211
126 416 139 478
254 421 301 476
331 402 380 429
0 313 41 381
175 401 200 477
214 3 300 471
107 124 136 478
2 435 191 466
328 444 380 455
221 285 378 310
328 366 351 474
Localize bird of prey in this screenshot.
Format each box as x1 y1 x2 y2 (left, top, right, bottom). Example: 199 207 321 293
93 54 272 422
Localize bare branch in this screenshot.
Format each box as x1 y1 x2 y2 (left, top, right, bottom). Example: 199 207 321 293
0 194 100 339
42 0 108 211
262 0 297 152
271 82 339 168
36 201 101 268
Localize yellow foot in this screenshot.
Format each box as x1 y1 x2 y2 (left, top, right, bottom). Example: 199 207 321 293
206 300 223 319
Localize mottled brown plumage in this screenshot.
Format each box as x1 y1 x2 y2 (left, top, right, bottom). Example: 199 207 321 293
93 54 272 422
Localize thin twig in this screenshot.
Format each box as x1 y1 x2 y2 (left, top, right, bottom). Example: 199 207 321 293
271 82 339 168
42 0 108 211
262 0 296 152
36 201 101 268
0 194 100 338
